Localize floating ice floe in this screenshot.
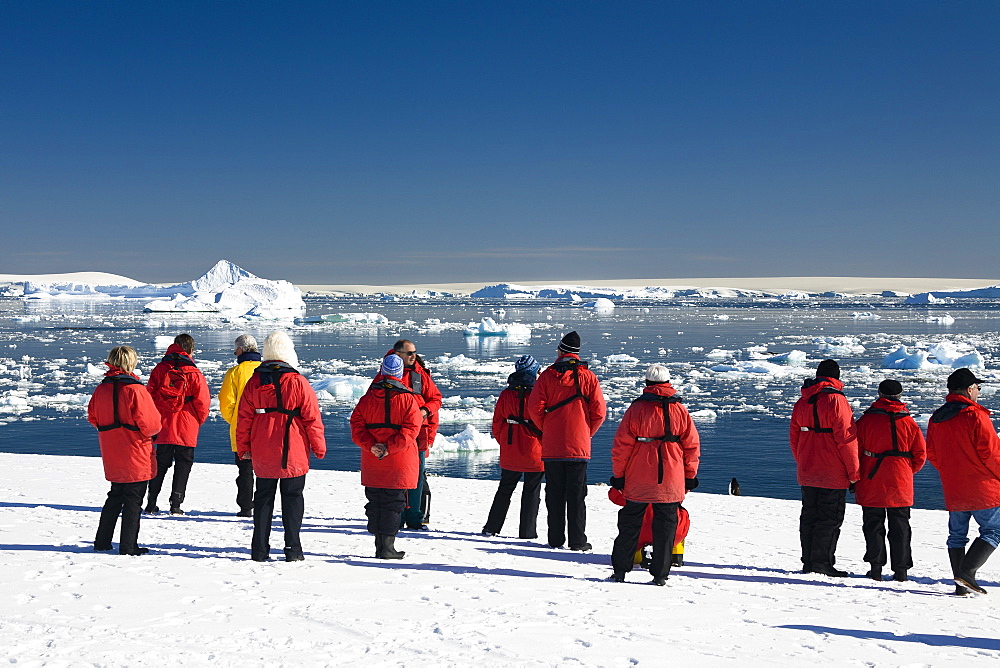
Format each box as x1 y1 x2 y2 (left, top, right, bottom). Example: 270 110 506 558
814 336 865 355
710 360 807 377
766 350 808 366
605 354 640 365
926 315 956 325
705 349 737 360
583 298 615 313
296 313 389 325
689 408 717 421
462 317 532 340
430 354 510 375
144 261 305 317
881 342 984 370
309 375 372 401
438 406 494 423
852 312 881 320
434 424 499 452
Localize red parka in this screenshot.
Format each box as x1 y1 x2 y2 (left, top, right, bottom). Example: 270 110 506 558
789 377 860 489
146 344 210 447
611 383 700 504
87 367 161 483
350 375 423 489
853 397 926 508
608 488 691 548
382 350 442 452
927 394 1000 511
491 371 544 473
235 361 326 479
527 353 606 460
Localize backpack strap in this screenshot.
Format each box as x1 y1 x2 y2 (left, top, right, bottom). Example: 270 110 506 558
801 388 845 434
253 362 302 469
861 407 913 480
364 380 414 432
96 375 144 433
163 352 198 403
543 359 591 413
505 385 543 443
633 393 683 484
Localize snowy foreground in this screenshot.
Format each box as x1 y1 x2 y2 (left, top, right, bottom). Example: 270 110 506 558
2 454 999 666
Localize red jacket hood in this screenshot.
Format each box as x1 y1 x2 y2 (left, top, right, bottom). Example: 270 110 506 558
800 376 844 399
642 383 677 399
945 393 992 416
869 397 907 413
104 365 140 380
165 343 193 359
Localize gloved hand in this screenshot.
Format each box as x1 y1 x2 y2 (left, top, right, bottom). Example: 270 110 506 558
849 482 856 494
685 477 699 491
609 476 625 490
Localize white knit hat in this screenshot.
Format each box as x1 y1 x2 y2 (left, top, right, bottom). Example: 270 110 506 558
262 331 299 368
645 363 671 383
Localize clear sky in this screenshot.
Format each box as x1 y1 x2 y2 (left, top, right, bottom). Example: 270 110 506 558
2 1 997 284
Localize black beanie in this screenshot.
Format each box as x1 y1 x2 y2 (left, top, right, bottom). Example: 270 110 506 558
816 359 840 380
558 331 581 354
878 379 903 396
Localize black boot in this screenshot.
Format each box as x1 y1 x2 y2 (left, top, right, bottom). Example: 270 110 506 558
956 539 996 595
866 565 883 581
376 534 405 560
948 547 970 596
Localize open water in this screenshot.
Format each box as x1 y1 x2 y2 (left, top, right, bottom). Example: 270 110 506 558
3 294 999 510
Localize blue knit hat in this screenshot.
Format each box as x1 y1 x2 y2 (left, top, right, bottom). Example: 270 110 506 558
381 354 404 379
515 354 540 376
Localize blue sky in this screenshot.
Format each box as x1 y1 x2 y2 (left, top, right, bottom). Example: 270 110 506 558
2 1 997 284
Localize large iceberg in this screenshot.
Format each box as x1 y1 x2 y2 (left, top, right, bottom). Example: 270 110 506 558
144 260 305 316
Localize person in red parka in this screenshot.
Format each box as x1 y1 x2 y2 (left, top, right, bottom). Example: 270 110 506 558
236 331 326 562
527 331 607 552
927 367 1000 595
351 353 423 559
854 379 926 582
608 363 700 585
789 359 859 577
144 333 210 515
482 354 545 539
381 339 442 530
87 346 161 555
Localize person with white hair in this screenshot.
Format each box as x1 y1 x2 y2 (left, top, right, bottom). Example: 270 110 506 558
608 363 700 585
236 331 326 562
219 334 262 517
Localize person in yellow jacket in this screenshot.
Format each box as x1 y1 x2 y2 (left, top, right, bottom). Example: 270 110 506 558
219 334 262 516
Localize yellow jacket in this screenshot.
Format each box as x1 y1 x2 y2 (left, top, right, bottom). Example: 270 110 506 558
219 359 262 451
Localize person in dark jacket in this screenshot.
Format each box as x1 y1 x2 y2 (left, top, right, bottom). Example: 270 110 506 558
87 346 161 555
351 354 423 559
527 331 607 552
927 367 1000 595
482 355 545 539
236 331 326 562
381 339 443 530
144 333 211 515
789 359 859 577
854 379 926 582
608 364 700 585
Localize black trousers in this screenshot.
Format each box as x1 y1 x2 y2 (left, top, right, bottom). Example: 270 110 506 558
147 444 195 509
543 460 589 548
366 487 407 536
252 475 306 560
862 506 913 572
234 453 254 512
95 480 148 554
799 486 847 569
483 469 545 539
612 500 679 579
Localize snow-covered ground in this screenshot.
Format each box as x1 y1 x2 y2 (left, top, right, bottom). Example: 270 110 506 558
2 452 998 665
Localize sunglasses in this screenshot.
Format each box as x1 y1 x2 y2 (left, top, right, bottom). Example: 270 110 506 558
399 350 417 356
